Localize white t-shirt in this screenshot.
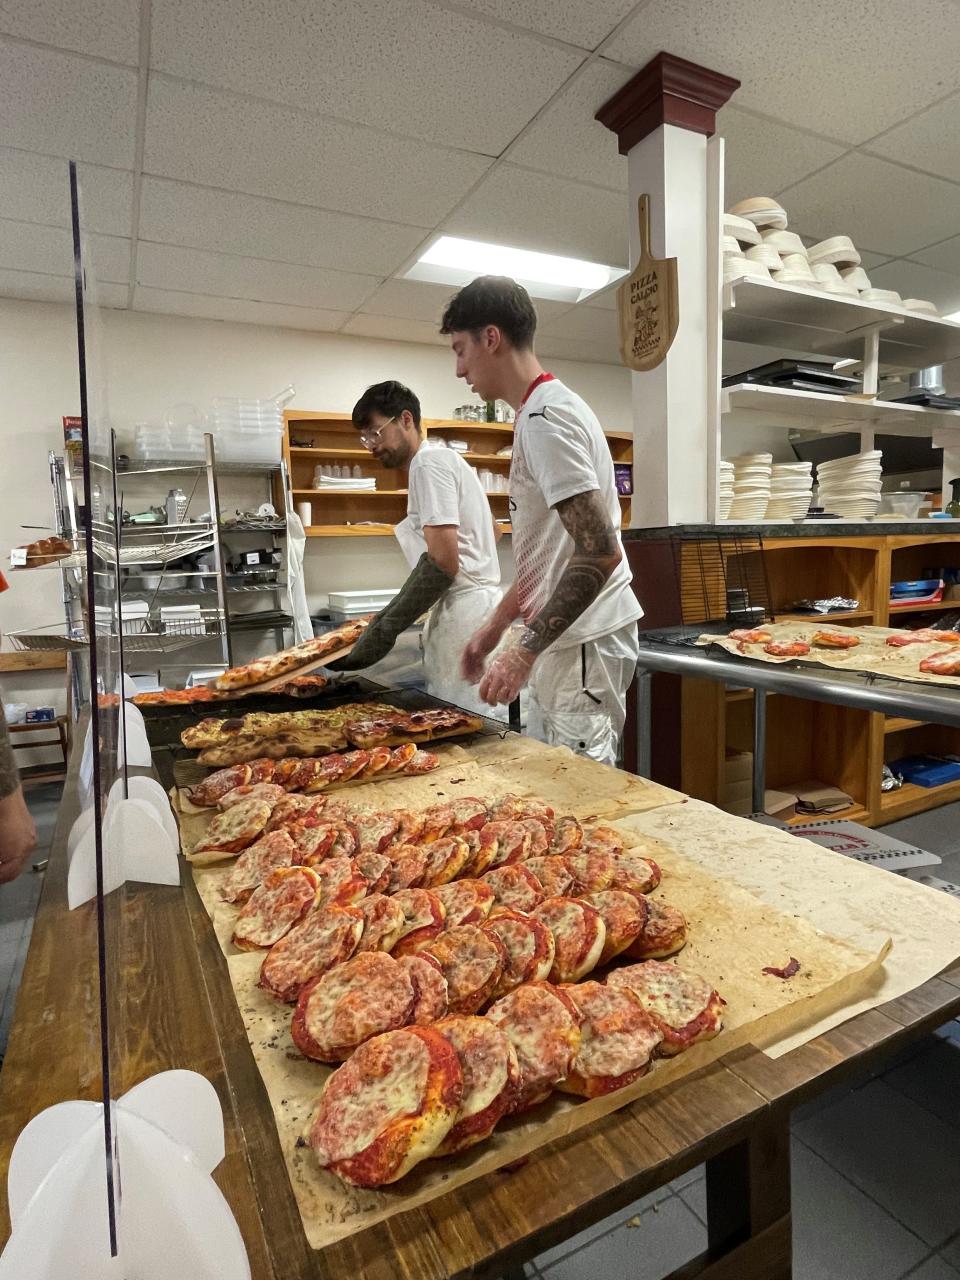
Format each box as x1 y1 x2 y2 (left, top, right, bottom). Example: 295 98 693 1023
396 443 501 595
510 376 643 648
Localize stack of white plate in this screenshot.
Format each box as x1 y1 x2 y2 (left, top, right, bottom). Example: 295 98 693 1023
728 453 772 520
719 461 735 519
815 451 883 518
765 462 814 520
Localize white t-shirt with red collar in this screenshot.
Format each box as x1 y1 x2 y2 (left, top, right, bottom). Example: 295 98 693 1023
509 374 643 649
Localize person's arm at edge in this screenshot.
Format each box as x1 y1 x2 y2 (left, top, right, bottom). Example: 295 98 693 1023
0 701 37 883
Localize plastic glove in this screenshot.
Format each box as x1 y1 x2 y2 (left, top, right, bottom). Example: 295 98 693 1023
478 642 537 707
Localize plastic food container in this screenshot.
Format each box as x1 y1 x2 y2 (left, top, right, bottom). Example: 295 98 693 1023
878 492 928 519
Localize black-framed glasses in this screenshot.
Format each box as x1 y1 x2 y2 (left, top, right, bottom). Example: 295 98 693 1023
358 416 396 449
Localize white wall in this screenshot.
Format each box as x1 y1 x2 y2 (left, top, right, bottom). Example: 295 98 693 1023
0 297 632 711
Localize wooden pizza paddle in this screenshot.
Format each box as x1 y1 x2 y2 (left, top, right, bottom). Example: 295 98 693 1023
226 642 359 695
616 193 679 372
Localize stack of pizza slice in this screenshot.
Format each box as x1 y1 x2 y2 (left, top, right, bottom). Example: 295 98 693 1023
181 704 486 766
194 785 725 1186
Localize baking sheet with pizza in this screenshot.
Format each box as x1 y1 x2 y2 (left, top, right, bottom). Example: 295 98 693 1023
172 741 884 1249
700 620 960 685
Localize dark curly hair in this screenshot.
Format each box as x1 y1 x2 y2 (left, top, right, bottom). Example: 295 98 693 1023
351 380 421 430
439 275 537 350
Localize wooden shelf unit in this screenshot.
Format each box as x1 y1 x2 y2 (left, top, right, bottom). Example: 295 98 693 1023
678 529 960 828
284 409 633 537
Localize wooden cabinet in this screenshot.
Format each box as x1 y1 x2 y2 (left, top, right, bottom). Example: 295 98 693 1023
679 530 960 827
283 409 633 537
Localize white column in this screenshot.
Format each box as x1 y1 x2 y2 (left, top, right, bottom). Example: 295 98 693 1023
625 125 711 527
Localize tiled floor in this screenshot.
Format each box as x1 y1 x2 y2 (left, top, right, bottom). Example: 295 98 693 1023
1 789 959 1277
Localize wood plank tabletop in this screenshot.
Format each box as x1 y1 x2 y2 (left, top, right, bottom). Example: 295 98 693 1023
1 733 958 1279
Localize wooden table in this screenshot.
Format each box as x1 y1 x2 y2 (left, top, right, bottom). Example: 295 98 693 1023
1 746 959 1280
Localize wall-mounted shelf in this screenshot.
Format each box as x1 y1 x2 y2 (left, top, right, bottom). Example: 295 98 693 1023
723 275 960 367
723 382 960 436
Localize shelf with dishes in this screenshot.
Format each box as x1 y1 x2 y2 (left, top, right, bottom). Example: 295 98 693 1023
285 409 633 536
722 382 960 435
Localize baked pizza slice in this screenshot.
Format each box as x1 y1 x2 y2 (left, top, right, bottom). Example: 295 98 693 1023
606 960 724 1055
304 1024 462 1186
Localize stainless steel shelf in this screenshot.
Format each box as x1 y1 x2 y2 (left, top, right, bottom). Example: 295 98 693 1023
118 460 280 475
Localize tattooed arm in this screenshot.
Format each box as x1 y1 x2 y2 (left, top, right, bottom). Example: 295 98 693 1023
476 490 620 706
519 489 620 655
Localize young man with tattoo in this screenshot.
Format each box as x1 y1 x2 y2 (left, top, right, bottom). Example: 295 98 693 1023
0 702 36 884
441 275 642 765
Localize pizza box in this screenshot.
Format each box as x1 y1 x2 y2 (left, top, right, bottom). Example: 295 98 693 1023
788 818 941 872
903 872 960 898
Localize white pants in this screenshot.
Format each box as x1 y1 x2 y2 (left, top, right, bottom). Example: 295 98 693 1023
526 622 639 766
422 584 507 720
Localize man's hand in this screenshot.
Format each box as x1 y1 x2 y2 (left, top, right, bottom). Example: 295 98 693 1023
0 785 37 884
477 642 537 707
461 621 505 684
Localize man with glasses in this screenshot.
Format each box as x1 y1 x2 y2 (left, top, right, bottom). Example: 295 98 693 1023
326 381 501 716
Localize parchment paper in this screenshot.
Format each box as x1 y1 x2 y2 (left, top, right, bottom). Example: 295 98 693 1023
700 620 960 686
619 798 960 1056
191 842 882 1249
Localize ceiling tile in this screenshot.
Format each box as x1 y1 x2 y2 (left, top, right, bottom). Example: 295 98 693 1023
719 107 846 206
133 285 349 331
536 333 619 364
911 235 960 277
605 0 960 144
0 148 133 235
0 218 131 283
446 0 639 49
0 0 141 65
447 164 628 265
149 0 583 155
359 277 572 327
138 177 425 276
782 153 960 256
0 268 126 306
136 242 380 310
143 76 493 227
507 58 631 190
340 313 448 346
868 93 960 183
867 259 960 315
538 304 619 345
0 38 138 168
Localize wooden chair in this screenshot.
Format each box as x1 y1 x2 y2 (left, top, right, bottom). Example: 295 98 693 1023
0 651 72 787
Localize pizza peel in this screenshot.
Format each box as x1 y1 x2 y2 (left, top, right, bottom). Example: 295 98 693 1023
616 193 679 372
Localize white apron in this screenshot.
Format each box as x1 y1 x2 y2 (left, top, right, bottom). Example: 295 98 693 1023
395 516 503 719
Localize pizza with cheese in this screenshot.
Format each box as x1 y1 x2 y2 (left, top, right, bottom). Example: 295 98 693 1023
563 847 616 895
259 903 364 1003
396 953 449 1024
387 844 431 893
190 797 273 860
583 889 648 965
433 879 495 928
557 981 663 1098
623 900 687 959
419 836 471 888
421 925 506 1015
354 893 406 954
219 829 296 905
344 708 484 749
232 866 320 951
609 849 662 896
214 620 368 691
432 1016 519 1156
390 888 447 955
485 981 582 1111
190 763 253 807
291 952 416 1062
606 960 724 1055
217 782 287 811
524 855 574 898
481 864 544 915
305 1024 462 1186
482 910 555 999
533 897 606 983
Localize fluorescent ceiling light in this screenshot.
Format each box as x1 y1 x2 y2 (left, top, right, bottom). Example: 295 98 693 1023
404 235 627 304
943 309 960 322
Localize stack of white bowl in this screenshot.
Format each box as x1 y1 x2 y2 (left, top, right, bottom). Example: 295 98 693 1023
815 451 883 518
765 462 814 520
728 453 772 520
719 461 735 519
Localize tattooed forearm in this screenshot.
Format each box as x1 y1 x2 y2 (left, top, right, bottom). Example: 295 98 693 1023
0 703 20 801
519 490 621 655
